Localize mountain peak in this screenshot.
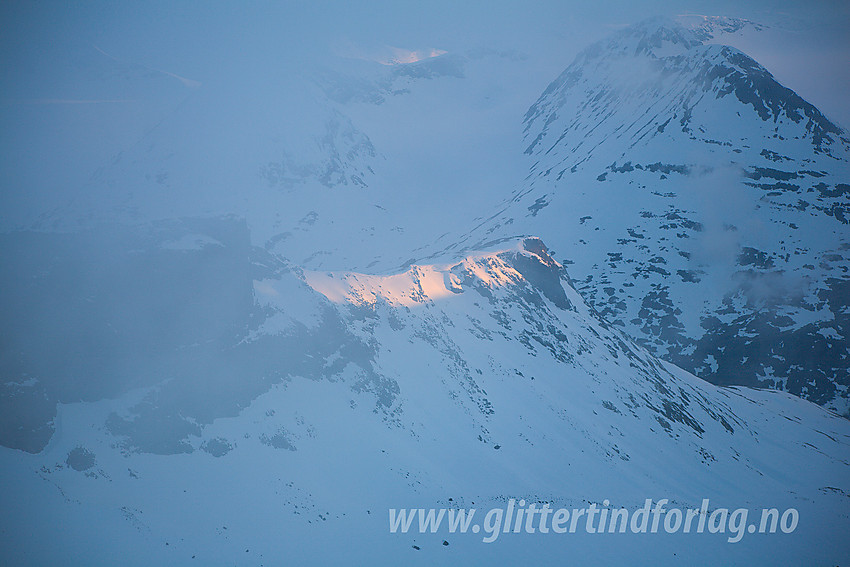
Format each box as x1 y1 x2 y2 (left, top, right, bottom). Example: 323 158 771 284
673 14 766 40
579 15 766 61
523 16 845 159
609 16 703 58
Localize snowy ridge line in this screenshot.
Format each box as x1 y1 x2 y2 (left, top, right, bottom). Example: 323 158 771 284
302 238 543 307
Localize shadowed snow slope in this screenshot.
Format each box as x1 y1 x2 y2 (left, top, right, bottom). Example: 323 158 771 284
2 236 848 565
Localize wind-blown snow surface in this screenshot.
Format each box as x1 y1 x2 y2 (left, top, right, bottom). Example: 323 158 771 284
1 237 849 565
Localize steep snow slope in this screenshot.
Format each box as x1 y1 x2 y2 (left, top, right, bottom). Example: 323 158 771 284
472 16 850 414
1 237 848 565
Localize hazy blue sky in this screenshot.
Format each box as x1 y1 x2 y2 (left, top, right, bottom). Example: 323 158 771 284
2 0 847 124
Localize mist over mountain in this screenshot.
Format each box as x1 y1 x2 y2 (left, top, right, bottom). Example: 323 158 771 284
1 6 849 566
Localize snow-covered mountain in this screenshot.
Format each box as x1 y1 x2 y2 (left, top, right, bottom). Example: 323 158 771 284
2 233 848 564
2 13 849 567
472 15 850 415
